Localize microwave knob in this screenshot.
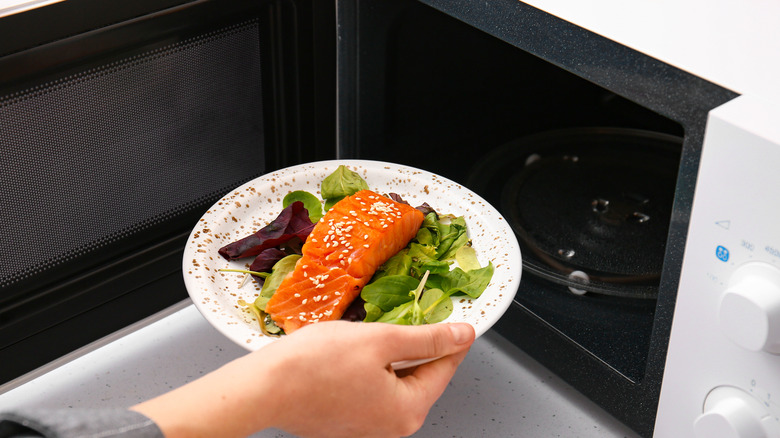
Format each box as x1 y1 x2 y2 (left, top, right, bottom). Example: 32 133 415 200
718 262 780 354
693 386 778 438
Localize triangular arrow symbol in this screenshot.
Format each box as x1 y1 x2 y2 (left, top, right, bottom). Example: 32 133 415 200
715 220 730 230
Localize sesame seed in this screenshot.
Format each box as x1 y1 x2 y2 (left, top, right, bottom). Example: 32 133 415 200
302 298 308 304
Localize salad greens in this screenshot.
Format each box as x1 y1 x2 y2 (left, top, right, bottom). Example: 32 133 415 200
283 191 324 223
234 254 301 336
321 165 370 211
254 254 301 312
368 271 449 325
220 164 494 333
218 201 314 261
360 275 421 312
360 212 494 325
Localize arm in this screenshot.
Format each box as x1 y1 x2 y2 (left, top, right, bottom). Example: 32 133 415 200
130 321 474 438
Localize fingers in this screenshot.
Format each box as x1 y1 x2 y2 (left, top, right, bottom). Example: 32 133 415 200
378 322 475 363
390 327 474 437
390 348 472 436
407 348 470 389
448 323 476 345
282 321 476 367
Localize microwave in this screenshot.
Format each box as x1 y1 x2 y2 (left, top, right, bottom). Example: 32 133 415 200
1 1 778 437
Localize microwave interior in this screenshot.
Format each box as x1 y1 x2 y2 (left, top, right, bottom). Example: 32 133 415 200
345 0 685 378
0 0 737 436
336 0 735 436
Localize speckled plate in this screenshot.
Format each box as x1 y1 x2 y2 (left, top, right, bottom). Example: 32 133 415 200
183 160 522 356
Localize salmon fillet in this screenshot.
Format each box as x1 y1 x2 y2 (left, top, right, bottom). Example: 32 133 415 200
265 190 424 333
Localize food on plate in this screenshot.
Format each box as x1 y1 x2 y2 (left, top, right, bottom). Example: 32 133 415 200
265 190 425 333
218 201 314 261
216 164 494 336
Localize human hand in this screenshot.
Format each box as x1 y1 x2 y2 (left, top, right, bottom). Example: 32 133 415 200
132 321 475 438
257 321 475 438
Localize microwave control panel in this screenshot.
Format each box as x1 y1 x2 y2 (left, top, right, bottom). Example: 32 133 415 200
655 94 780 438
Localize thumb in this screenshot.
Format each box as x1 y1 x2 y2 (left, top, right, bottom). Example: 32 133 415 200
381 323 475 363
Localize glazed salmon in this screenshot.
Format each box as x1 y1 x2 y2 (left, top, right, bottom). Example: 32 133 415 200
265 190 424 333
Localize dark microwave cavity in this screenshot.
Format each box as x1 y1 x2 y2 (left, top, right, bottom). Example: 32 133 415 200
342 0 684 383
337 0 736 436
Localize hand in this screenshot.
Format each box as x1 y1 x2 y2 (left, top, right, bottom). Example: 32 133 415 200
131 321 475 438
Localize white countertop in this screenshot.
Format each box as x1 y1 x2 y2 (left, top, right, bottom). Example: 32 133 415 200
0 300 639 437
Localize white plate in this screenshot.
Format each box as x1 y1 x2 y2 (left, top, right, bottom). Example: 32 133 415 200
183 160 522 357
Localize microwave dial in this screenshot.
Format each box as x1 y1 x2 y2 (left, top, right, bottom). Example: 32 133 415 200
718 263 780 354
693 386 779 438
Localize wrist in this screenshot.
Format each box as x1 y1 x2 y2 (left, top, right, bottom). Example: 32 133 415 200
131 353 283 438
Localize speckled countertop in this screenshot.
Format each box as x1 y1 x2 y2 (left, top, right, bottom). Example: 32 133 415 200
0 300 639 437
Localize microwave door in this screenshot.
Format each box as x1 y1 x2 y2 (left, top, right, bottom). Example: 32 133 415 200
0 0 335 387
